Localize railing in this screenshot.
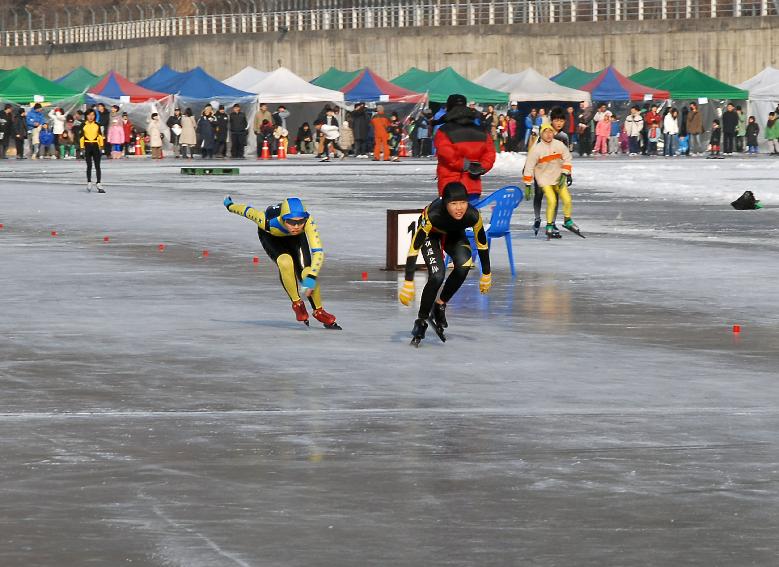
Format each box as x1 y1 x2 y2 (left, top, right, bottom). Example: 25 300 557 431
1 0 776 48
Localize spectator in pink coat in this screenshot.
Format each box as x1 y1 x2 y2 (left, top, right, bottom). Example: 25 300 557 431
593 110 612 154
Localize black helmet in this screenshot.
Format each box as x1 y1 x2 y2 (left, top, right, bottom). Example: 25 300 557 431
442 182 469 204
446 93 467 111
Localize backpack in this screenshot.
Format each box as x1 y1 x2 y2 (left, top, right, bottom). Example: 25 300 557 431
731 191 763 210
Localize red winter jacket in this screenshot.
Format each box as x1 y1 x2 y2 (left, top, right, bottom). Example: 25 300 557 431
434 107 496 197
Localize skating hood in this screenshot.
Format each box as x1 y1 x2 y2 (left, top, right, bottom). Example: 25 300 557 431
279 198 310 221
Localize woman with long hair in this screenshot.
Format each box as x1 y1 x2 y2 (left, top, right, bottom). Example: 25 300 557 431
80 109 105 192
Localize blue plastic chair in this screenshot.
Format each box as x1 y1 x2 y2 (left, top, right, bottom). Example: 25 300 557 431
446 185 523 277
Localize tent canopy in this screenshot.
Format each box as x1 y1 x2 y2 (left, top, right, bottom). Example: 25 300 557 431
630 66 748 100
138 65 183 91
550 66 601 89
223 67 270 91
579 66 670 101
738 67 779 101
139 66 253 99
311 67 362 90
341 68 425 103
0 66 81 103
89 71 169 102
392 67 509 104
246 67 344 103
55 66 102 92
475 67 590 103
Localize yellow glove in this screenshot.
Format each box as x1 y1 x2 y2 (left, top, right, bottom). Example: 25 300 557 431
398 280 415 306
479 273 492 294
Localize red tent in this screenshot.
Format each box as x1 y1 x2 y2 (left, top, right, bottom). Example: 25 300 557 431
579 66 670 101
89 71 169 102
341 68 425 103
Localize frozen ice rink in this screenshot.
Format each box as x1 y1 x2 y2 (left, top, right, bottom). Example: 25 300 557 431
1 155 778 565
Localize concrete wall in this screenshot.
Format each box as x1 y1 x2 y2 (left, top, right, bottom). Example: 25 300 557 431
1 16 777 85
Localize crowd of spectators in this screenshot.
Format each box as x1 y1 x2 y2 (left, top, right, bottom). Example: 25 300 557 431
0 99 777 160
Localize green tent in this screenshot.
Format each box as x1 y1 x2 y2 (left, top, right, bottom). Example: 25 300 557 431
391 67 508 104
0 66 81 103
550 66 601 89
629 66 748 100
311 67 362 90
55 66 102 92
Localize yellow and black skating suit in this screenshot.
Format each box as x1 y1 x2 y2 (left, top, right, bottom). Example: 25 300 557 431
405 199 490 281
405 198 490 319
79 121 104 148
227 198 324 307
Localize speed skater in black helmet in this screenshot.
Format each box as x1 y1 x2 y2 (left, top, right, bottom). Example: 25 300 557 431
399 182 492 347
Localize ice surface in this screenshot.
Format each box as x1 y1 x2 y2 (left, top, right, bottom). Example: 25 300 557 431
1 156 778 565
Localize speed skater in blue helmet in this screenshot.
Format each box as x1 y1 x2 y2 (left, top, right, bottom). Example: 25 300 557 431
223 195 340 329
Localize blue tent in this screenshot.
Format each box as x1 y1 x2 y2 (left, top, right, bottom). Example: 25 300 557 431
579 66 670 101
139 66 253 99
138 65 183 92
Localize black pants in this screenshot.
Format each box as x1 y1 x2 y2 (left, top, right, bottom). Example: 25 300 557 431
84 143 102 183
15 137 25 157
354 138 369 155
577 130 592 156
215 139 227 157
0 139 7 158
230 132 246 157
418 233 472 320
723 133 735 154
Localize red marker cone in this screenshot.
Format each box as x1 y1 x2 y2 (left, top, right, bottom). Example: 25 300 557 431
398 139 408 157
252 256 259 264
261 139 270 160
103 236 110 242
361 271 368 281
0 223 4 230
202 249 209 257
732 324 741 334
51 230 57 237
277 143 287 160
158 244 165 252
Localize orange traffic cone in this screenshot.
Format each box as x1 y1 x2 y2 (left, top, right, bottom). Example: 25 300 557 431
398 139 408 158
277 143 287 160
260 139 270 160
135 139 142 156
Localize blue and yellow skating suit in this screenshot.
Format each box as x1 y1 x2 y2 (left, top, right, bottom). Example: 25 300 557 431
227 197 324 278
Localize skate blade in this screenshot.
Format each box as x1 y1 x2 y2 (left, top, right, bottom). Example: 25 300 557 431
324 322 342 330
427 317 446 342
410 338 422 348
301 320 310 327
562 226 586 238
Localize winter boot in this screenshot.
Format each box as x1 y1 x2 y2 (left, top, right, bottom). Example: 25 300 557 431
291 300 309 326
410 318 428 348
313 307 342 330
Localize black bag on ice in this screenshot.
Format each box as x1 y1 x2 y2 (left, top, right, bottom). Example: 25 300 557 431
731 191 762 210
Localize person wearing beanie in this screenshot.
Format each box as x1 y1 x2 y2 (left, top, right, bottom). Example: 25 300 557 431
399 182 492 347
523 123 582 239
223 195 340 329
433 93 496 201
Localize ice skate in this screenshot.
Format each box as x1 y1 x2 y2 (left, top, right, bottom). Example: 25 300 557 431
545 223 562 240
562 218 585 238
410 318 428 348
86 182 93 193
313 307 341 330
533 218 541 236
96 183 106 194
427 303 447 342
291 300 309 326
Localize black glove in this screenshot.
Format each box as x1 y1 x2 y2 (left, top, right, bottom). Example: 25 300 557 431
564 173 573 187
467 160 486 178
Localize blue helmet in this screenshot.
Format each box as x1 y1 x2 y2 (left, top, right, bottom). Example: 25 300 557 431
280 197 310 221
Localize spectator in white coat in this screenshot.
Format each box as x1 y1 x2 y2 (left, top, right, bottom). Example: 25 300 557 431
663 107 680 157
48 107 66 159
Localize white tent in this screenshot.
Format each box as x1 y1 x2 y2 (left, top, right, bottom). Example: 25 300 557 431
223 66 270 92
246 67 345 103
475 67 590 104
738 67 779 143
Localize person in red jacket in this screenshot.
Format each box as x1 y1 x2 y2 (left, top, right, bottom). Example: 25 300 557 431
434 94 496 202
371 105 391 161
121 113 133 157
644 104 662 155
